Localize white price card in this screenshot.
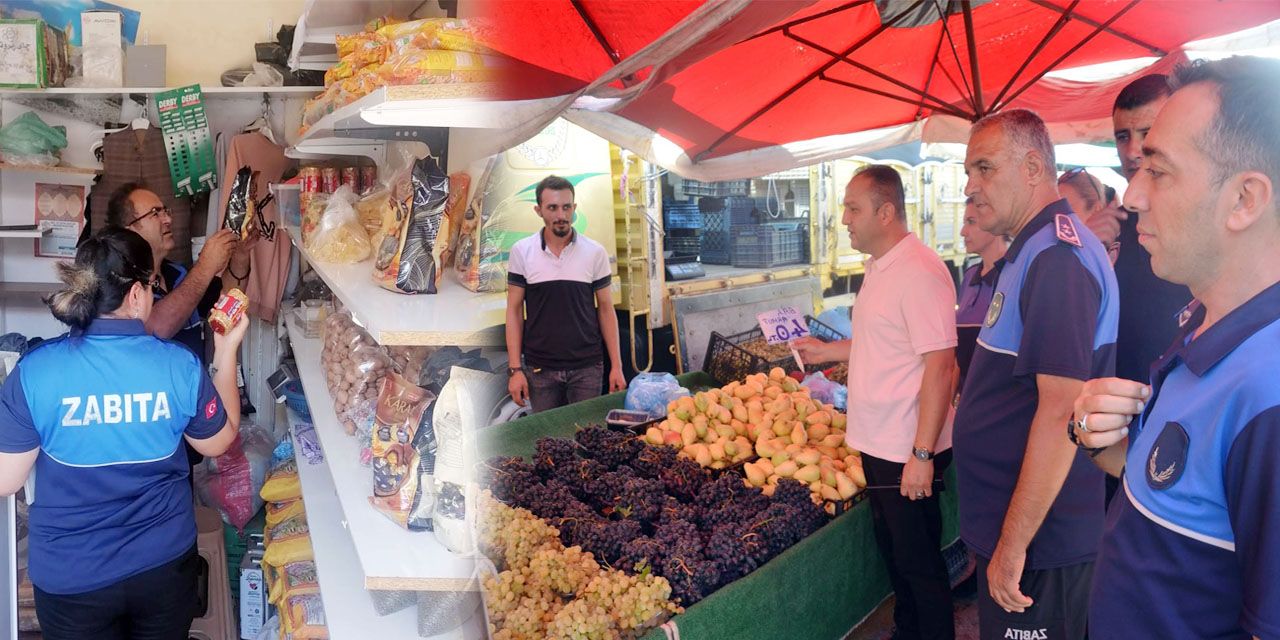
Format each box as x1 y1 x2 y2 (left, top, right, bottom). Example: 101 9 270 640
757 306 810 345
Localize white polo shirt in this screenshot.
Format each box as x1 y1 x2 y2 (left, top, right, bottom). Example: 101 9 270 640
846 233 958 463
507 229 613 370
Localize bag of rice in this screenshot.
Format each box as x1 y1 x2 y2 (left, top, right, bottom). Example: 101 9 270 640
262 513 313 568
259 458 300 503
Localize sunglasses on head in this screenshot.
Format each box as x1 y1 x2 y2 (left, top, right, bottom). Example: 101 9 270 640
1058 167 1102 203
126 205 171 226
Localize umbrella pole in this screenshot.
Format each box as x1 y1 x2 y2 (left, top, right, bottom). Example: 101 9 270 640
962 0 985 116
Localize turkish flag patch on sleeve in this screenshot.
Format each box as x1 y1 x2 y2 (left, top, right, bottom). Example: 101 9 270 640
205 398 219 420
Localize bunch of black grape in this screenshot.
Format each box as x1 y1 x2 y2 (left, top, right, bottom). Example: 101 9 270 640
484 433 828 607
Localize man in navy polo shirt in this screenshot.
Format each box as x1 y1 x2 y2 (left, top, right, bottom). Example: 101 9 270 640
1072 56 1280 639
954 109 1118 639
506 175 626 413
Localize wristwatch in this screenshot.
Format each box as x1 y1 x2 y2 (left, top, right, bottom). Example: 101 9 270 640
507 367 523 378
912 446 934 461
1067 419 1107 458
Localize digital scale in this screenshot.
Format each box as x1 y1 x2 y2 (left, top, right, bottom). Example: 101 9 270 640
665 257 705 281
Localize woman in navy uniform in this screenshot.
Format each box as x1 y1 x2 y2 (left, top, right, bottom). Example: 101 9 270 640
0 227 247 640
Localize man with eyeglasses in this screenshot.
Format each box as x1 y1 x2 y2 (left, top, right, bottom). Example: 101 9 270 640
104 183 251 358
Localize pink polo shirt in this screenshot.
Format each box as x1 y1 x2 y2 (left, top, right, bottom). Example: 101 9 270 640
846 233 957 463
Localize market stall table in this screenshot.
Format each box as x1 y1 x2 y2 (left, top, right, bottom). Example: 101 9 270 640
479 372 960 640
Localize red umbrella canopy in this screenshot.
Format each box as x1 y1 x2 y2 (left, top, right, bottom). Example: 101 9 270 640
480 0 707 97
600 0 1280 161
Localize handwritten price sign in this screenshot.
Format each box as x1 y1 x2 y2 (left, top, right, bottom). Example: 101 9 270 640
757 306 809 345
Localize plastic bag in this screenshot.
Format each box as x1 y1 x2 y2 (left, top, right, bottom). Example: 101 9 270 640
238 62 285 87
407 405 440 531
417 346 492 396
624 372 690 419
370 373 436 528
306 185 370 263
453 156 510 292
377 49 503 86
814 307 852 340
321 310 393 434
195 424 277 531
0 111 67 163
801 371 844 407
260 458 300 503
300 191 329 243
262 513 313 567
373 156 447 294
432 367 502 554
354 187 392 238
438 173 471 269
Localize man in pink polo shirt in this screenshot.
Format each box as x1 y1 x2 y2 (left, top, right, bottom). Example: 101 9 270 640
793 165 958 639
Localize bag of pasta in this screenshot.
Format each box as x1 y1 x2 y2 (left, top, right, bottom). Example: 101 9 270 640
453 156 510 292
372 156 446 294
306 185 370 263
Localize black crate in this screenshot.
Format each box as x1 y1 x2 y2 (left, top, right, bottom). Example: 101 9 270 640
664 201 702 230
700 210 731 264
703 327 778 384
804 314 848 343
731 222 808 268
665 234 702 255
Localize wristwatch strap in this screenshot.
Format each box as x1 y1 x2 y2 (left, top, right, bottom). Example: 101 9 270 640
1067 419 1107 459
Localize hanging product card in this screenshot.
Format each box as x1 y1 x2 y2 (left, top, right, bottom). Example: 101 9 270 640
155 84 216 197
757 305 808 369
757 306 809 345
33 183 84 258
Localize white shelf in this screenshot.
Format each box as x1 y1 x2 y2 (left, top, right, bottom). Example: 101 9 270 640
0 228 48 239
286 225 505 347
287 320 480 591
0 282 57 296
293 85 553 155
0 162 101 176
286 409 485 640
0 86 323 97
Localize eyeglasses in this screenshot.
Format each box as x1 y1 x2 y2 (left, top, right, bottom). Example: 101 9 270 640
126 205 172 226
1058 167 1102 204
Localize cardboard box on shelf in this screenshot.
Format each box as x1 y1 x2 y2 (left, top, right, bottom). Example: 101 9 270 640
0 19 69 88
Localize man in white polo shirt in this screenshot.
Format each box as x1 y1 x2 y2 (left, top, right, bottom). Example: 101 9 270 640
506 175 626 413
793 165 959 639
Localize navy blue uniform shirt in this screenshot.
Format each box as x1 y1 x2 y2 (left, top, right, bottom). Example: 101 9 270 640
956 260 1002 393
0 318 226 595
1113 211 1193 383
1090 282 1280 639
953 200 1118 569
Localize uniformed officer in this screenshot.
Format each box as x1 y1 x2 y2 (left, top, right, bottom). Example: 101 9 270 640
955 197 1007 394
0 227 247 640
954 109 1118 639
1072 56 1280 639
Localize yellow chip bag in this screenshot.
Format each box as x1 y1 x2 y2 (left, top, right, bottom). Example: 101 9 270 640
265 499 305 528
269 560 320 605
260 458 300 502
262 513 313 568
286 593 329 639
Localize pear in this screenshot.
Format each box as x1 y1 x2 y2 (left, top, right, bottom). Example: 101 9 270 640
771 452 792 467
775 460 798 478
832 413 847 429
822 434 845 449
796 449 822 467
795 464 822 484
791 424 809 446
744 462 767 487
755 438 778 459
681 422 698 447
836 471 857 500
772 420 791 437
807 423 830 441
645 427 664 446
762 483 777 497
709 441 726 462
821 467 838 488
663 430 684 446
716 424 736 441
756 457 775 477
847 460 866 487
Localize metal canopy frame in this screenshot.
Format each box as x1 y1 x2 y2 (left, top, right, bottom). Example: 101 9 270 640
694 0 1158 162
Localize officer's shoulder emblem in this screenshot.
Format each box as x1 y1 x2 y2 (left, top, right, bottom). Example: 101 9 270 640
1147 421 1189 490
1055 213 1082 248
984 292 1004 328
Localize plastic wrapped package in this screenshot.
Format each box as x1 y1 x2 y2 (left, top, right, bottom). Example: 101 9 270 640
300 191 329 244
0 111 67 166
406 404 439 532
376 49 503 86
370 373 436 528
260 458 300 503
320 310 393 435
335 31 388 62
306 185 370 263
355 186 392 238
453 157 511 292
262 513 313 567
624 372 690 419
387 345 434 382
269 560 319 607
437 172 471 269
431 366 502 554
284 592 328 639
416 347 493 396
194 424 277 531
265 499 304 528
369 590 417 617
373 156 447 294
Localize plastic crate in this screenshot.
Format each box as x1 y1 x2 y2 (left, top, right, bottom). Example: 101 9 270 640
703 328 778 384
663 201 702 230
730 222 808 268
682 179 750 197
805 315 848 343
665 233 702 255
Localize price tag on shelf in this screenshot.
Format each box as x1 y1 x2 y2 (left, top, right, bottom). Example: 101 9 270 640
757 306 809 345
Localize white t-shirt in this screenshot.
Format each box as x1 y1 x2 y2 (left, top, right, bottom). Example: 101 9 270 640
846 233 958 463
